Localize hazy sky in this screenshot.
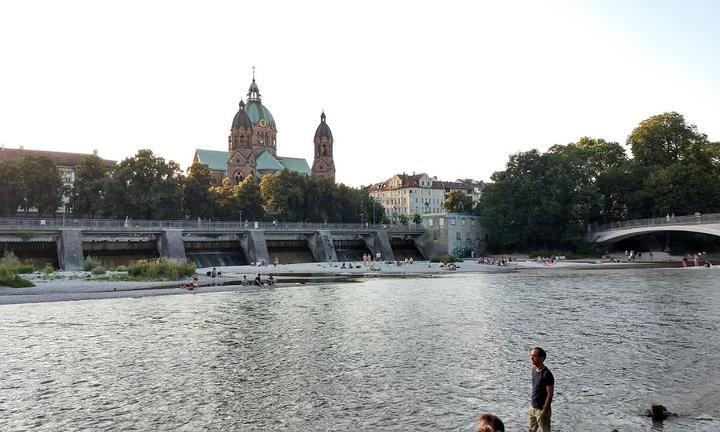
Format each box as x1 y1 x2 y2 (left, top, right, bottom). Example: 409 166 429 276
1 0 718 186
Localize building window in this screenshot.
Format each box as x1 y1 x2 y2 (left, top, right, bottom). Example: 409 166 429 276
439 218 444 226
461 218 466 226
456 232 461 240
450 218 456 225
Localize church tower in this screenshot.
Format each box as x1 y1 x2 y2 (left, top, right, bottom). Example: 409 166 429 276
227 100 256 185
244 73 278 157
311 111 335 182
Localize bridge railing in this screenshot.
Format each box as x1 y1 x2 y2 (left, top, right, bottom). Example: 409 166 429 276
590 213 720 233
0 217 426 233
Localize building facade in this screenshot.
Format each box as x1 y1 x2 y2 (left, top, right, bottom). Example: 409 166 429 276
421 212 487 258
194 74 335 185
367 173 485 220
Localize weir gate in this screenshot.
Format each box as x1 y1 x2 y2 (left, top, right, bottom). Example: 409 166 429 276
0 219 428 270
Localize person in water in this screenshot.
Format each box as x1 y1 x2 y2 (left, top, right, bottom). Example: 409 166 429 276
474 413 505 432
529 347 555 432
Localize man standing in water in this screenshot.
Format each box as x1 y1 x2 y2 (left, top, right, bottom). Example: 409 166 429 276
529 347 554 432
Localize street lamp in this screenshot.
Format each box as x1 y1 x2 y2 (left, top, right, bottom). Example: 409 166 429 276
360 212 364 226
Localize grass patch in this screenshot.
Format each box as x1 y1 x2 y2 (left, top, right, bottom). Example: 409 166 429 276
430 254 461 263
0 252 35 288
127 259 196 281
83 256 102 271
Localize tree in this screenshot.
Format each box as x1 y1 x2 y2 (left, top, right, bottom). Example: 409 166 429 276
103 150 184 219
412 213 423 225
21 156 62 216
235 176 264 221
260 170 308 222
442 190 473 213
642 163 720 216
182 161 214 219
71 155 110 218
398 214 409 225
0 161 24 216
627 112 711 169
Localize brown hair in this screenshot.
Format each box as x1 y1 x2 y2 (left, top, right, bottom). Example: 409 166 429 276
532 346 547 360
476 414 505 432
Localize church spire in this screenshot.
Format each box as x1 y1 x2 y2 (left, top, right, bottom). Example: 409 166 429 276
247 67 261 102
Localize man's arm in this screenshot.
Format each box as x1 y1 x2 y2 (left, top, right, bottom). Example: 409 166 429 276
543 385 554 411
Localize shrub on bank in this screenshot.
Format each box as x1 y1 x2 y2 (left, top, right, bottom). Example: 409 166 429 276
430 254 461 263
127 259 196 280
42 263 54 274
0 261 35 288
91 266 107 275
83 256 102 271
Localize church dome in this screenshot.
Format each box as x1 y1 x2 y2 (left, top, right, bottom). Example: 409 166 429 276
231 100 253 130
314 111 333 140
245 77 277 129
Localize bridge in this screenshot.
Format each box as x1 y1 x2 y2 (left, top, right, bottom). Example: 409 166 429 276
0 218 429 271
586 213 720 245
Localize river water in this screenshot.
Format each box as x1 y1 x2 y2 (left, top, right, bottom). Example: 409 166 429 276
1 268 719 431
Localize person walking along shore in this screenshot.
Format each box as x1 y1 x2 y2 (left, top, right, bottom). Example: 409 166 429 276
529 346 554 432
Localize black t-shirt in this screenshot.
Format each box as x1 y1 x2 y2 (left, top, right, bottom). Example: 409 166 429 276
531 366 554 409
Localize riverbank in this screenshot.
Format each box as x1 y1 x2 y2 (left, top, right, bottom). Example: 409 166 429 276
1 258 709 306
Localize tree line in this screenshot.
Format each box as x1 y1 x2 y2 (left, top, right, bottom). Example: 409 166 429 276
0 149 385 223
477 112 720 252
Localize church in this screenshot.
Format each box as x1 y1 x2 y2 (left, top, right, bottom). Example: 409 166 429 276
194 74 335 185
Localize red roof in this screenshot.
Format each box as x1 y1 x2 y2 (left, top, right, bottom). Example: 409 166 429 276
0 148 116 168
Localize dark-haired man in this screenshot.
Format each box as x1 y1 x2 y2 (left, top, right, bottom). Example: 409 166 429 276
529 347 554 432
475 413 505 432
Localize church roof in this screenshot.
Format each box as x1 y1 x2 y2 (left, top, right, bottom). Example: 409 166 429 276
245 100 277 129
231 101 253 130
314 111 333 140
194 149 229 172
256 150 285 172
193 148 310 176
277 156 311 175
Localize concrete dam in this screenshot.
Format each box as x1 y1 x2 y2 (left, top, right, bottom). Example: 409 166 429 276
0 219 429 270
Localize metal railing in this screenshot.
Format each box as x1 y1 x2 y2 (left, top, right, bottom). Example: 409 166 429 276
590 213 720 233
0 217 426 233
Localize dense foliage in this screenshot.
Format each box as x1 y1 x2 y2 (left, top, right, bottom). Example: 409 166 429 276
479 112 720 252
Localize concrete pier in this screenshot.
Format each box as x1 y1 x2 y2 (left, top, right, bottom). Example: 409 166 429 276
57 229 84 271
158 229 186 261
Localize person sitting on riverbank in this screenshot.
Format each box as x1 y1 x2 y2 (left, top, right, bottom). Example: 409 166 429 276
242 275 248 286
184 276 198 290
254 273 262 286
474 413 504 432
268 275 274 285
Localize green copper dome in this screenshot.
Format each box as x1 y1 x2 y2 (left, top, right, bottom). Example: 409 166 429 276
245 100 276 129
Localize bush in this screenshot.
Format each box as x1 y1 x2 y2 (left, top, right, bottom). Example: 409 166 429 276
430 254 461 263
0 251 20 268
83 256 102 271
42 263 54 274
113 265 128 272
91 266 107 275
15 263 35 274
0 265 34 288
127 259 196 280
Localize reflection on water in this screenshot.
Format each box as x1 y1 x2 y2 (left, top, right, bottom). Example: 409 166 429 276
1 268 719 431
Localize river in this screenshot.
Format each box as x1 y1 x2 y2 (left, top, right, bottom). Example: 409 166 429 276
1 268 718 431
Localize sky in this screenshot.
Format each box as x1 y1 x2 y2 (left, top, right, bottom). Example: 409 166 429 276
1 0 719 187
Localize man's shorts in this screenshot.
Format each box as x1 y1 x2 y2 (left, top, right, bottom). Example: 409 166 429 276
528 405 551 432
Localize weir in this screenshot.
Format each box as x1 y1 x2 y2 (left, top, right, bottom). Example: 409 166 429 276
0 219 427 270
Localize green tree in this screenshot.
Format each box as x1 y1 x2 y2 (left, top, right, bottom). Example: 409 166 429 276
21 156 62 216
71 155 110 218
627 112 712 169
260 170 308 222
0 161 24 216
442 190 473 213
104 150 184 219
235 176 264 221
398 214 409 225
182 161 214 219
642 163 720 216
412 213 423 225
